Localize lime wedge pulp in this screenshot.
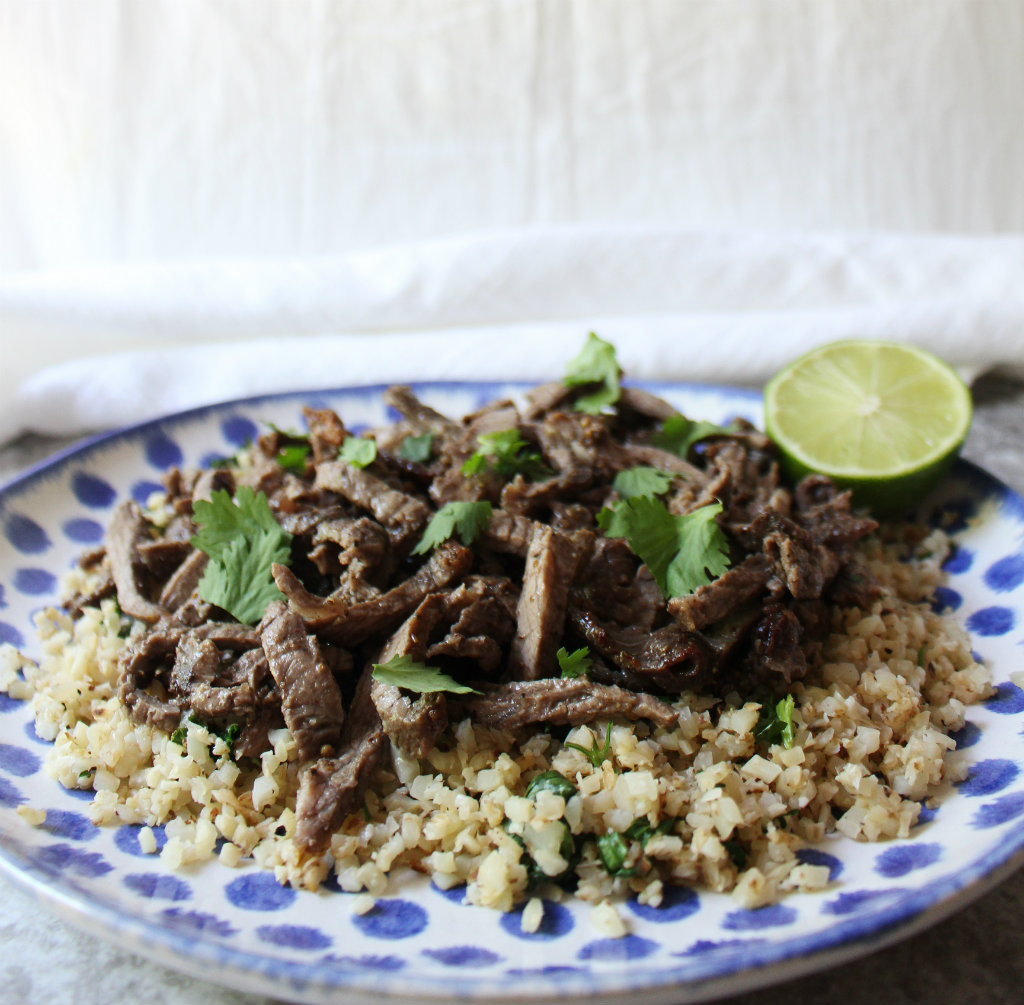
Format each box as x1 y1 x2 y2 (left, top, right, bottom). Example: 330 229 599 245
763 340 972 515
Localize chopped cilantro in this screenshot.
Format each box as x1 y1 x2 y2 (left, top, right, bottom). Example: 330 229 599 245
78 768 94 780
595 832 636 877
557 646 592 680
597 498 731 599
916 644 927 667
169 726 186 746
461 429 549 481
652 415 735 458
338 436 378 469
562 333 622 414
412 500 493 555
623 816 676 848
191 487 292 625
612 466 673 501
565 722 614 767
398 432 435 462
754 694 797 749
724 839 748 870
525 770 577 802
371 654 479 695
276 443 310 473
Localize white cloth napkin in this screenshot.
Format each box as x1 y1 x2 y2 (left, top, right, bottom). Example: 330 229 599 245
3 225 1024 444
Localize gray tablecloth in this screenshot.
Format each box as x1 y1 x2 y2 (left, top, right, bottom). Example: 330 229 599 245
2 374 1022 1005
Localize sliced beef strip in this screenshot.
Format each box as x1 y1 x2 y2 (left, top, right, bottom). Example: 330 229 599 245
567 608 716 693
295 666 389 854
571 536 659 631
369 593 451 759
272 540 473 645
192 467 236 505
260 601 346 761
479 509 541 557
762 518 840 600
313 516 390 597
667 554 772 632
168 633 271 721
615 386 680 423
750 601 810 683
793 475 879 554
383 386 459 437
314 460 431 550
507 525 582 680
107 501 169 624
424 576 519 676
303 406 348 464
457 678 678 731
159 549 209 612
64 563 116 617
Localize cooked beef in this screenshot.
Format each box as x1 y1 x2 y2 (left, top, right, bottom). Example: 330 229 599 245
383 385 459 437
572 537 659 631
567 608 715 692
312 517 389 599
507 525 581 680
458 678 678 730
259 601 345 760
168 633 272 721
667 554 772 631
107 501 167 623
615 386 680 424
64 564 116 618
314 460 430 550
294 668 389 853
272 540 473 645
479 509 540 557
425 576 518 676
158 549 209 612
303 406 348 464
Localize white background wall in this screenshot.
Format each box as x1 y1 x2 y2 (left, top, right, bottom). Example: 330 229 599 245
3 0 1024 274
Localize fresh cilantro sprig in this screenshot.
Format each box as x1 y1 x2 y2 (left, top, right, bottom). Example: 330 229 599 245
461 429 549 481
557 646 592 679
563 333 622 414
565 722 614 767
754 694 797 749
371 654 479 695
339 436 378 469
191 487 292 624
412 501 493 555
612 466 673 501
525 770 577 802
653 415 735 458
597 498 731 599
398 433 434 463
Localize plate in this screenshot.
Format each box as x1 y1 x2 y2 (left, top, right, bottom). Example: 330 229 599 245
1 381 1023 1005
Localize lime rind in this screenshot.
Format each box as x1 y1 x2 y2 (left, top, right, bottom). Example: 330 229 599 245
763 340 972 514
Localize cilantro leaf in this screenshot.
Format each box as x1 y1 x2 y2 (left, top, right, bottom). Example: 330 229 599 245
371 654 479 694
461 429 549 481
565 722 614 767
595 831 636 877
598 497 730 599
563 333 622 414
623 816 677 848
653 415 735 458
557 646 592 679
277 443 310 473
754 694 797 749
398 432 434 462
525 770 577 801
412 501 493 555
339 436 378 469
612 466 673 501
191 487 292 624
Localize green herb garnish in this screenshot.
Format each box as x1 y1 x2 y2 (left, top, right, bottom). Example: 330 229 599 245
525 770 577 802
754 694 797 749
277 443 310 473
563 333 622 414
556 646 592 680
398 433 435 462
612 466 673 501
191 486 292 624
623 816 676 848
595 831 636 877
412 500 493 555
371 654 479 695
565 722 614 767
169 726 187 746
461 429 549 481
597 498 731 599
652 415 735 458
338 436 378 469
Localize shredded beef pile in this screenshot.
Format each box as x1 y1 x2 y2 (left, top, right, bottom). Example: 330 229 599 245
74 379 879 855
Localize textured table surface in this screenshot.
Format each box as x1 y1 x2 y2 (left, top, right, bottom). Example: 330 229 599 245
1 373 1022 1005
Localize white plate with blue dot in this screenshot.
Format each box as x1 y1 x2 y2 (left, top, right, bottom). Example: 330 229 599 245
1 381 1023 1005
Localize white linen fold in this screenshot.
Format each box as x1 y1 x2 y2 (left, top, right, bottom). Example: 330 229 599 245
3 225 1023 443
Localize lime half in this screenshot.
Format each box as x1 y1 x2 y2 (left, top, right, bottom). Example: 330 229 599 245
764 340 972 515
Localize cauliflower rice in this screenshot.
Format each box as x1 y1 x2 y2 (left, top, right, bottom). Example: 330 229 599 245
0 525 990 917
